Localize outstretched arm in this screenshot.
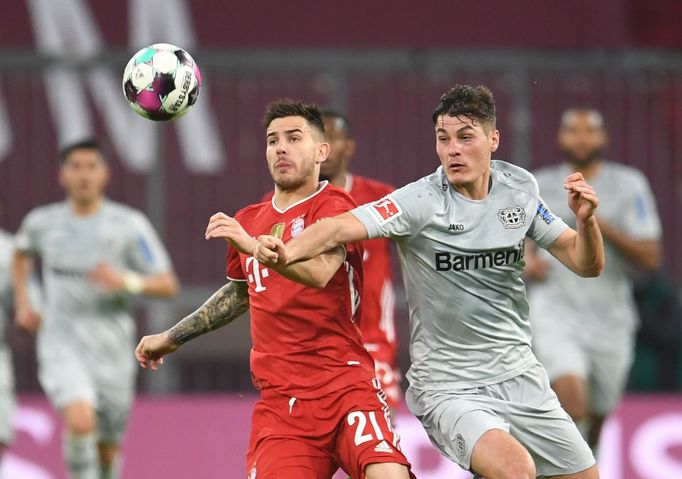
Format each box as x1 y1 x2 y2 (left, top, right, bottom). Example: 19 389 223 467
254 212 369 267
205 212 351 288
12 250 42 333
135 281 249 370
547 172 604 277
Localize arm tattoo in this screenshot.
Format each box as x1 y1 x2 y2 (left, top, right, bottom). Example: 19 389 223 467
168 281 249 346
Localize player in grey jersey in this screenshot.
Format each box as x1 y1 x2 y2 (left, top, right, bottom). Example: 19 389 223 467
525 108 662 452
252 86 605 479
12 140 179 479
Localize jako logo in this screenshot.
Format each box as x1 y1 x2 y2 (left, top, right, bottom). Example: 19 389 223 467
435 243 525 272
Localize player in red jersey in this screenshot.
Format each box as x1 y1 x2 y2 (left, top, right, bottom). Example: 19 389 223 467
318 110 401 410
135 100 413 479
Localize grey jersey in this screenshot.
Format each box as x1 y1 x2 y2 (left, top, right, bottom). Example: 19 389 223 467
15 200 172 375
351 161 568 391
529 161 661 335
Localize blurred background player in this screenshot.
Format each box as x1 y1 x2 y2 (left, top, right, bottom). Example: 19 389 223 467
525 108 662 452
318 110 400 409
135 100 413 479
254 85 604 479
12 140 179 479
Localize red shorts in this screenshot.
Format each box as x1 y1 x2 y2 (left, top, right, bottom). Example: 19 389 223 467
246 379 414 479
365 343 402 410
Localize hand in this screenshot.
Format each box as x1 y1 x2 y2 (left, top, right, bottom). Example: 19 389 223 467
564 172 599 222
254 235 288 267
89 263 125 292
15 305 41 333
205 212 256 254
135 331 178 370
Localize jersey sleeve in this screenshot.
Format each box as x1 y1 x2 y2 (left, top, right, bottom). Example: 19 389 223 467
14 209 43 255
225 245 246 281
350 181 433 240
526 196 569 249
126 212 173 274
621 172 661 240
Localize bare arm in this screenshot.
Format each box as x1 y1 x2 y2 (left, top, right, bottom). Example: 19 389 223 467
134 281 249 370
545 172 604 277
204 211 352 287
11 250 41 332
597 219 661 271
265 244 347 288
255 212 369 267
547 219 603 277
89 264 180 298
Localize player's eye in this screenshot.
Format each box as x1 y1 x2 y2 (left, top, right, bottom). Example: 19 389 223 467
438 136 448 142
290 136 301 142
267 139 277 145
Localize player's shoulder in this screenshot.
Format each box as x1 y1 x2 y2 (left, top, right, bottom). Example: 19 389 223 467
23 202 69 225
321 182 356 203
492 160 539 194
351 175 395 196
603 161 649 186
532 162 566 183
233 201 269 221
102 200 150 224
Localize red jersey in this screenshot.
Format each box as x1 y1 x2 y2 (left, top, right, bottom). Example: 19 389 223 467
260 175 397 362
345 174 397 359
228 182 375 399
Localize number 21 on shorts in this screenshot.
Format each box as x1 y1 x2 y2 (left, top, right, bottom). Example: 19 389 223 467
347 411 387 446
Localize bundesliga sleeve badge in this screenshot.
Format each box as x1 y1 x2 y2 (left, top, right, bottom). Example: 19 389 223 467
368 196 403 225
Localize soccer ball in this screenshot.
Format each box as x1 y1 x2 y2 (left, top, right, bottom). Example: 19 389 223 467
122 43 201 121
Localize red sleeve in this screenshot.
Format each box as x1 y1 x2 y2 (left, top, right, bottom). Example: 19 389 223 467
225 245 246 281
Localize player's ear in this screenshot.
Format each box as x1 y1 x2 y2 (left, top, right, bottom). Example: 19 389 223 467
490 129 500 153
317 141 331 164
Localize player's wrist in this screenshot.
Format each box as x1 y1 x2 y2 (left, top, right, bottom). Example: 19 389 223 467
122 271 145 294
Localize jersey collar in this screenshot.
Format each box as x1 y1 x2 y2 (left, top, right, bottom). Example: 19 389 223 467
271 181 330 214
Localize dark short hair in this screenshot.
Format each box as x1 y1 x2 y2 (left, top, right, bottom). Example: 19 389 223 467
320 109 353 137
432 85 496 129
263 99 325 137
58 139 107 164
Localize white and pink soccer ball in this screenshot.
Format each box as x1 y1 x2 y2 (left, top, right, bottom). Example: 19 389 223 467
122 43 201 121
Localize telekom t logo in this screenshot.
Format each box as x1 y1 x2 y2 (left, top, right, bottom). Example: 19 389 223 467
245 257 269 292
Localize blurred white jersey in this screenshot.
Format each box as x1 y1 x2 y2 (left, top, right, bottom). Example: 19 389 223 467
529 161 661 338
15 200 172 381
351 160 568 391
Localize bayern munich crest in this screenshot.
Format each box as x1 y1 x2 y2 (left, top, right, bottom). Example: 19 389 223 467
497 206 526 229
290 216 305 237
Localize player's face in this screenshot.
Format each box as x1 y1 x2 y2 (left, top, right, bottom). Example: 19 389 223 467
266 116 329 191
558 111 607 166
319 117 355 181
435 115 499 187
59 148 109 204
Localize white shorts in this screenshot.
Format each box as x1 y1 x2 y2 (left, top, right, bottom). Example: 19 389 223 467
38 347 135 444
406 364 595 478
0 346 15 444
533 321 634 416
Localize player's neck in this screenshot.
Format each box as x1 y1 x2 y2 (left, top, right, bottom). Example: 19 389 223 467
273 182 323 210
570 159 602 180
69 196 103 216
452 171 491 200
